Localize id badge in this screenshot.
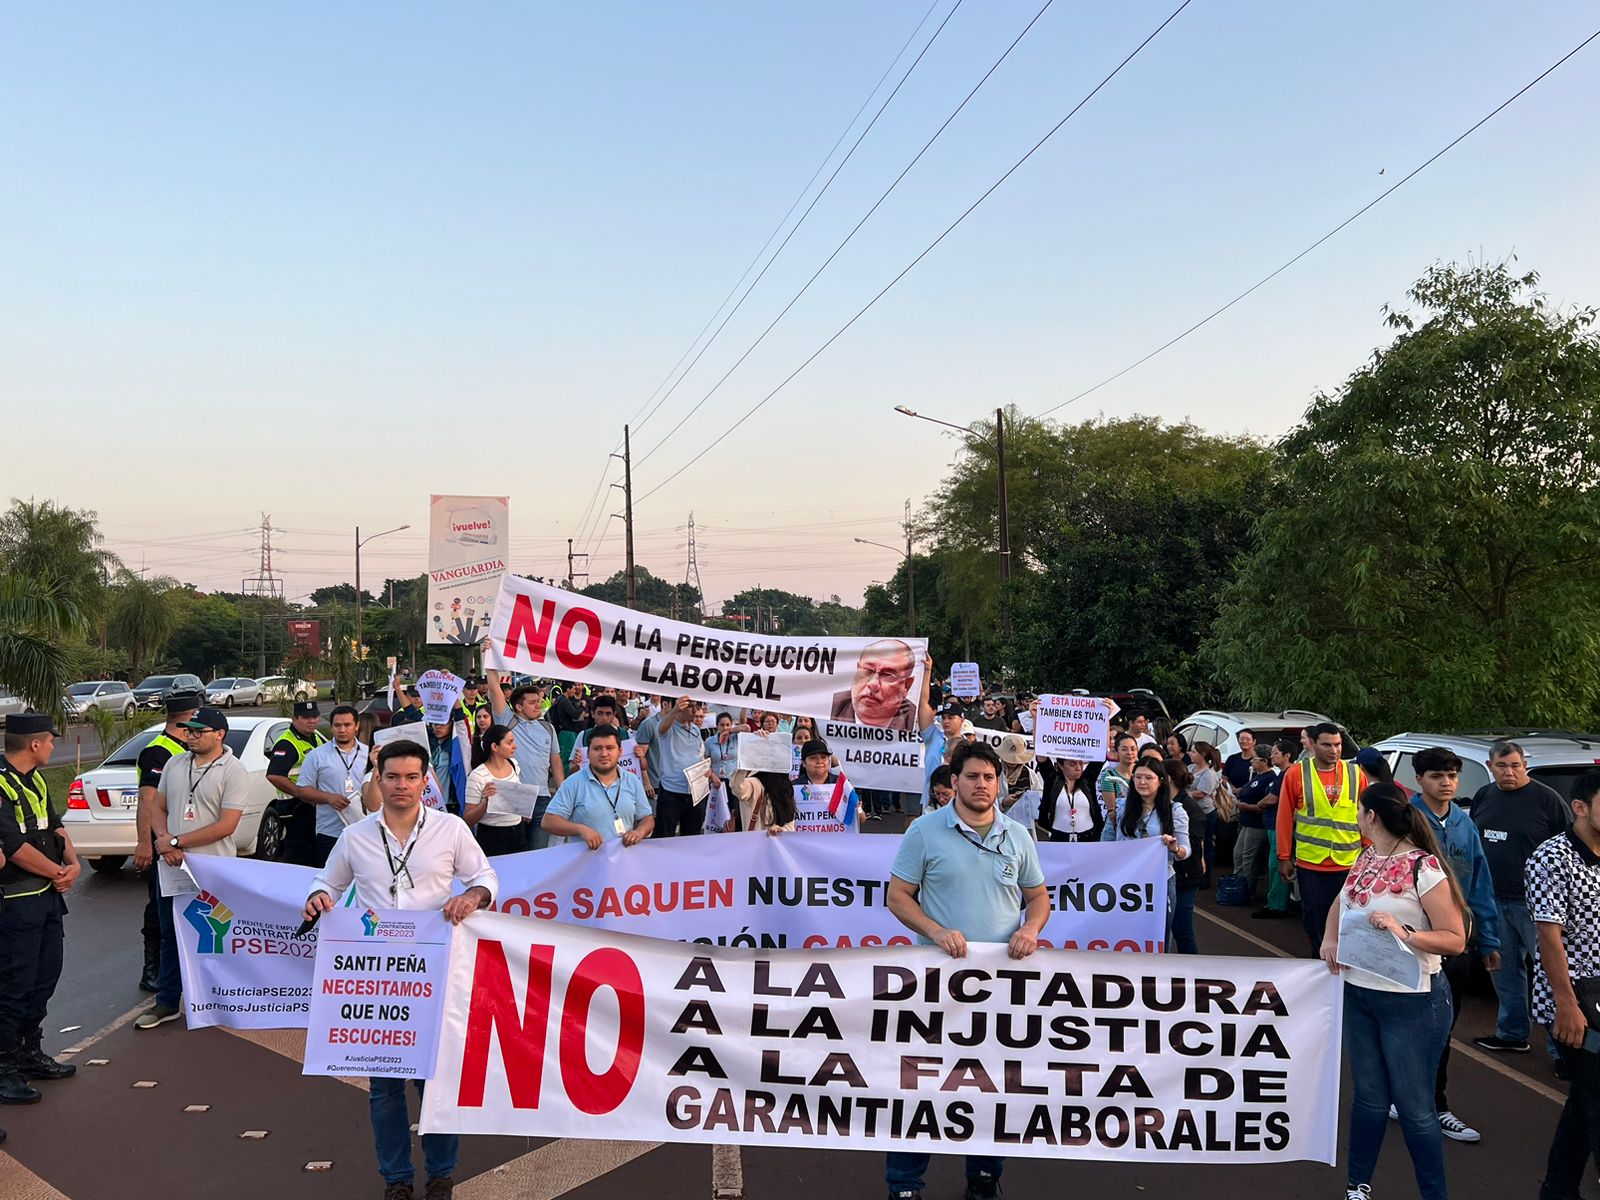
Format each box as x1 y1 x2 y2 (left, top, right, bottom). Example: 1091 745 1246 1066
183 798 197 823
613 818 627 836
344 775 356 797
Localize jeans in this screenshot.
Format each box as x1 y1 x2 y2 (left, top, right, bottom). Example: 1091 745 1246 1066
1434 955 1468 1111
1489 898 1538 1041
312 832 338 868
653 788 704 837
1234 826 1267 895
884 1151 1003 1196
370 1077 457 1185
1263 828 1291 911
1172 885 1199 954
1344 979 1452 1200
1298 867 1349 956
155 890 183 1010
1540 1038 1600 1199
530 794 553 850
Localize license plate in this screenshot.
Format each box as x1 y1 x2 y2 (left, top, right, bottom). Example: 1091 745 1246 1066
119 789 139 809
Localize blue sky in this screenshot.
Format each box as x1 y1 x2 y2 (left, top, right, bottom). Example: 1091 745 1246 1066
5 2 1597 607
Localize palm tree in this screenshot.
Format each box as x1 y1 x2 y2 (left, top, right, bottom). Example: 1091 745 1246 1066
392 574 430 673
0 573 84 712
107 570 179 678
0 500 120 622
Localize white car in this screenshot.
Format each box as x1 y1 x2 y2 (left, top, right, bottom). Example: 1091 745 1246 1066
255 675 317 702
1172 709 1357 762
64 680 137 719
205 676 265 707
63 716 293 873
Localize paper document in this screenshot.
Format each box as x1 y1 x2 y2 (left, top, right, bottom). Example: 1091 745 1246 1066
1337 908 1424 991
158 860 199 897
495 780 540 821
737 732 792 774
685 758 712 806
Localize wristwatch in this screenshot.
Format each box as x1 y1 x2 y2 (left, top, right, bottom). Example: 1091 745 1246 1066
168 836 182 850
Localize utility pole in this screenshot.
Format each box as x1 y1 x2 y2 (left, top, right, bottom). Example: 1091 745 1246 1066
905 498 917 637
567 539 575 588
995 406 1011 583
623 425 636 609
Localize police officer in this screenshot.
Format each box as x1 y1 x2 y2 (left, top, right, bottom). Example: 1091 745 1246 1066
264 701 327 867
133 692 199 991
0 713 78 1106
459 678 489 726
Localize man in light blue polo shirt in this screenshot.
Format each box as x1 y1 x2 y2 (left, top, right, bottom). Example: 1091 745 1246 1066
295 705 370 867
541 726 654 849
649 696 708 838
887 738 1049 1200
486 668 564 849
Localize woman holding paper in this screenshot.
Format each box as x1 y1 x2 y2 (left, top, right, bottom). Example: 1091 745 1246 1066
464 726 527 856
727 768 797 834
1321 782 1467 1200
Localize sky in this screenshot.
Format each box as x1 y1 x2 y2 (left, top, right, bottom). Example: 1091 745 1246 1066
4 2 1598 610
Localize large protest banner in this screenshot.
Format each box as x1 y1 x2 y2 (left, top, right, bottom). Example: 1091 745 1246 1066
488 574 928 729
819 717 923 792
420 916 1343 1164
177 837 1167 1029
429 495 509 645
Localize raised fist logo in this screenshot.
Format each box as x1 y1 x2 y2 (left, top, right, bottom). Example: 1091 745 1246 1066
360 909 380 936
183 889 235 955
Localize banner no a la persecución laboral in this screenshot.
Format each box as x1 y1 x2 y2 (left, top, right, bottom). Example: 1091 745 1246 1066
488 575 928 729
421 915 1343 1164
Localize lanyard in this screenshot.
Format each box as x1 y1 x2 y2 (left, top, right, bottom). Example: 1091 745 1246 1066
957 825 1009 857
334 744 361 774
187 755 221 799
594 776 623 819
382 811 426 899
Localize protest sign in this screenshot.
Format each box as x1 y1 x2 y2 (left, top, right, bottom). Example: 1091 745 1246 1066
737 732 793 774
429 494 509 645
1035 694 1113 761
417 669 465 724
373 725 446 811
304 908 450 1079
174 837 1169 1030
819 718 923 792
793 781 859 833
950 662 981 700
488 574 927 727
420 916 1342 1164
176 856 324 1029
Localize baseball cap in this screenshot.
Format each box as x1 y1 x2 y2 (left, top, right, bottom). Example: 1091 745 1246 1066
293 700 320 718
5 712 62 737
937 701 964 717
800 738 830 761
181 707 228 732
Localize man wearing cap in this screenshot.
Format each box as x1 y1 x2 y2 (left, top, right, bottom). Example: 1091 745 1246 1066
265 701 328 867
0 713 79 1105
136 707 252 1030
391 685 425 726
132 692 200 992
295 705 370 868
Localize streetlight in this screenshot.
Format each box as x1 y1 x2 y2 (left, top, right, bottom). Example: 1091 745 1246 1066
854 533 916 636
355 524 410 670
894 406 1010 582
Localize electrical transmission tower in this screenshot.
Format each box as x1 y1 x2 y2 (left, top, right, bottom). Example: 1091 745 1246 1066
683 512 704 622
242 513 283 676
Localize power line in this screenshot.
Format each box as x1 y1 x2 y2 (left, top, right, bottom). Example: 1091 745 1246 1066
638 0 1195 504
637 0 1056 470
1035 24 1600 419
632 0 966 449
628 0 945 439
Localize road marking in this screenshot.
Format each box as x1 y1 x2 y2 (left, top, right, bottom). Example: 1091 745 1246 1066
57 999 147 1059
712 1143 744 1200
1196 906 1567 1105
456 1138 662 1199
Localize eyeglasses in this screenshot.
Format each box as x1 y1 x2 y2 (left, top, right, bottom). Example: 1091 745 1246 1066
855 665 913 687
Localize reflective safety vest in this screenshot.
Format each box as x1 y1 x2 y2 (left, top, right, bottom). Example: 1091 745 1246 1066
1295 759 1362 867
147 732 189 770
0 764 55 898
272 727 326 797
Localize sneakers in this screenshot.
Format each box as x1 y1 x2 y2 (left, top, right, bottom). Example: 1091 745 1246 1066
964 1173 1000 1200
1437 1111 1480 1142
1251 907 1289 919
134 1004 182 1030
888 1192 922 1200
1471 1034 1530 1053
382 1184 414 1200
1387 1105 1398 1120
1345 1186 1372 1200
423 1179 454 1200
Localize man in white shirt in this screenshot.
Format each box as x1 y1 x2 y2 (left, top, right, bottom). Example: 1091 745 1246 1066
303 740 498 1200
1129 713 1158 750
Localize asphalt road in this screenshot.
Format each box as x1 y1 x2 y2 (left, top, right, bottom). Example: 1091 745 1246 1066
4 819 1591 1200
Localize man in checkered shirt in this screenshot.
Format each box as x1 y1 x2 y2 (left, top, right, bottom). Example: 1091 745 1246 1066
1527 766 1600 1199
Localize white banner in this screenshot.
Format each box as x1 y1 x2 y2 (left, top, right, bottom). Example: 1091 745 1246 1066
488 575 927 729
818 718 922 792
429 494 509 645
1036 693 1112 761
417 669 465 724
304 907 451 1079
420 916 1342 1164
176 837 1169 1028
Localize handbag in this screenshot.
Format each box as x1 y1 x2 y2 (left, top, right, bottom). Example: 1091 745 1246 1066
1575 978 1600 1034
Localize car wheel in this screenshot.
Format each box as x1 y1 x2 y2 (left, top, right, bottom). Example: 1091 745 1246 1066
224 695 233 708
253 807 286 862
89 855 127 876
294 690 308 702
122 702 135 718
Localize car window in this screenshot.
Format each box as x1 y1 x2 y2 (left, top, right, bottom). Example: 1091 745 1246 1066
104 729 161 767
1530 766 1587 801
1459 758 1491 797
224 728 252 757
1391 752 1418 793
111 683 128 694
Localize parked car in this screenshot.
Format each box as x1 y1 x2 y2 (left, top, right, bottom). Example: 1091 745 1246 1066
1173 709 1360 762
256 675 318 702
131 673 206 710
63 680 136 719
1369 730 1600 806
62 716 294 873
0 687 27 718
205 677 266 708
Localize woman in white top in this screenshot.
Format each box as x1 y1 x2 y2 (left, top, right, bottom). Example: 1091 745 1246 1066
1321 782 1467 1200
464 724 526 857
1041 759 1096 842
1187 741 1223 888
726 770 797 834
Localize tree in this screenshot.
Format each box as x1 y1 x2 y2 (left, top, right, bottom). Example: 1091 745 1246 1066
107 570 181 678
168 592 245 677
1208 261 1600 734
581 567 700 618
0 573 84 711
309 584 375 607
0 499 120 624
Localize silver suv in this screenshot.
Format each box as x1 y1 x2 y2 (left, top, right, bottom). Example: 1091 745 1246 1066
1369 730 1600 806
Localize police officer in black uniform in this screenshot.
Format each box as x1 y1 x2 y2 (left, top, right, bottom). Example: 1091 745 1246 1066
0 713 78 1107
133 692 199 991
264 701 327 866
